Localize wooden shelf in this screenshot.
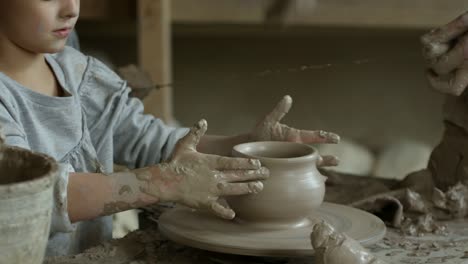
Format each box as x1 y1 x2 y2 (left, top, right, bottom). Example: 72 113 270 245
80 0 135 20
78 0 468 124
171 0 468 29
80 0 174 123
81 0 468 29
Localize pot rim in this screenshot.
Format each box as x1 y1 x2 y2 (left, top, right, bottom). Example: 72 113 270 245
0 146 58 197
232 141 318 164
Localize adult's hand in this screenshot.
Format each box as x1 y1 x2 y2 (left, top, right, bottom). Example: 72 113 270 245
421 11 468 96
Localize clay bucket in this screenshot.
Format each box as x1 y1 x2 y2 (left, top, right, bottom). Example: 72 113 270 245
228 141 326 229
0 137 58 263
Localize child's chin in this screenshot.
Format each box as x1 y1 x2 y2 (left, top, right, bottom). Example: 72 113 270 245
42 44 67 54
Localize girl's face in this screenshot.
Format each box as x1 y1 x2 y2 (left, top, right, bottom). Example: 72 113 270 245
0 0 80 54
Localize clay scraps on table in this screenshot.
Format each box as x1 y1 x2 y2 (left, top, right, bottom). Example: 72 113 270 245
322 170 468 236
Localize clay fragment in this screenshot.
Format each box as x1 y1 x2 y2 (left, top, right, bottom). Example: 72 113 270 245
432 188 447 209
445 182 468 218
400 214 447 236
431 182 468 218
402 189 427 214
349 190 405 228
310 221 387 264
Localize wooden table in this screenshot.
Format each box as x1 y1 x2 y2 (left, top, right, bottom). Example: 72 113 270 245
43 215 468 264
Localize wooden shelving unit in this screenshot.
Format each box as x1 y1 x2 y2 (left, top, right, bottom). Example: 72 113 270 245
80 0 174 123
171 0 468 28
79 0 468 123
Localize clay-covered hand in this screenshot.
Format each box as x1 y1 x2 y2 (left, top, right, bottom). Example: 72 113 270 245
141 119 269 219
421 11 468 96
249 95 340 167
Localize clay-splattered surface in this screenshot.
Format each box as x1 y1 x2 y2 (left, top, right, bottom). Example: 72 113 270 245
371 220 468 264
44 172 468 264
44 217 468 264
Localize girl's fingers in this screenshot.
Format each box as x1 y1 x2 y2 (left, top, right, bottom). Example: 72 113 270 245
284 126 340 144
220 167 270 182
264 95 292 124
210 200 235 220
177 119 208 151
206 155 262 170
216 181 264 196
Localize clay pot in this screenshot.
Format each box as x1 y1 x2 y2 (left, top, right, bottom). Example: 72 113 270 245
228 141 326 229
0 139 58 264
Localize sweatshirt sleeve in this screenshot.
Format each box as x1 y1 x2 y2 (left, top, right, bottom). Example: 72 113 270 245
0 100 75 234
78 56 189 169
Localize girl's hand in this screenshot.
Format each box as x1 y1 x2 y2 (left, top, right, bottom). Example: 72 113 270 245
249 95 340 167
140 120 269 219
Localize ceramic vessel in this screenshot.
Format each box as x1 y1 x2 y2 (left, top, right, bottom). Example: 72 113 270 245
0 139 58 264
228 141 326 229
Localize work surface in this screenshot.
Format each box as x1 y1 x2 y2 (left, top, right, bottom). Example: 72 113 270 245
44 173 468 264
44 215 468 264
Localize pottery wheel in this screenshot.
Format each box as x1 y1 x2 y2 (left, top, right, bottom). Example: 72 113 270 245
158 202 386 257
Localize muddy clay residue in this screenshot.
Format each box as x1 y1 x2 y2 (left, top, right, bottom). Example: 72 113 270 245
311 221 387 264
347 177 468 237
118 185 132 196
44 228 162 264
102 200 146 216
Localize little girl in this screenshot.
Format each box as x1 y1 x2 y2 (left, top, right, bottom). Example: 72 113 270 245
0 0 339 256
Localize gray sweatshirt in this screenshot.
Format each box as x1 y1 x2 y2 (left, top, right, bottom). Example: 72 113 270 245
0 47 189 256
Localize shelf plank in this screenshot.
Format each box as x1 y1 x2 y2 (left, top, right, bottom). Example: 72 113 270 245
138 0 174 123
172 0 468 29
80 0 134 20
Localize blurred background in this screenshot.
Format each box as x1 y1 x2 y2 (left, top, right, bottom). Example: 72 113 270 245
76 0 468 237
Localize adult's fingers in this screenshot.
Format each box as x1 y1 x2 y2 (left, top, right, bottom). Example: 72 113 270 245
430 40 465 75
421 12 468 46
210 200 235 219
421 12 468 60
422 42 451 61
430 35 468 75
264 95 293 124
426 67 468 96
220 167 270 182
176 119 208 151
317 155 340 167
217 181 264 196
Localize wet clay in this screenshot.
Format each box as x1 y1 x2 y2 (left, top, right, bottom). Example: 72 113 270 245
100 168 156 216
432 182 468 218
228 141 325 228
348 180 468 236
118 185 132 195
321 171 461 237
0 133 58 264
311 221 387 264
399 214 447 236
44 228 161 264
